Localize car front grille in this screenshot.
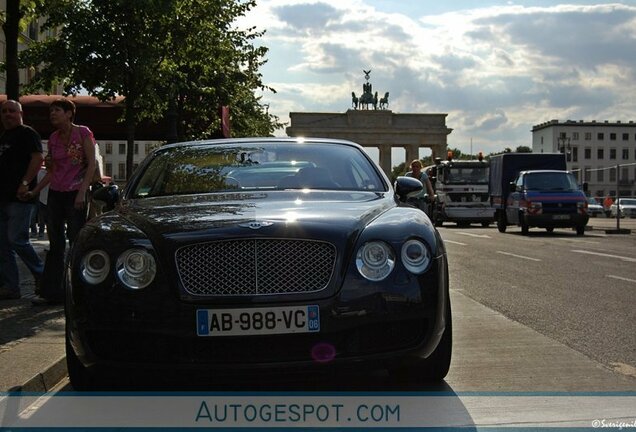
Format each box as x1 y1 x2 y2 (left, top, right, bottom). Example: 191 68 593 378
448 193 489 203
176 239 336 296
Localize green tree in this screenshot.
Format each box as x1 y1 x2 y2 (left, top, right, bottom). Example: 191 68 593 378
22 0 279 178
515 145 532 153
23 0 175 177
159 0 282 141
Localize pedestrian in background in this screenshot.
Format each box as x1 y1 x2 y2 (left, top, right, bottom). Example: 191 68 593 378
0 100 45 300
29 98 96 306
404 159 436 216
603 194 613 218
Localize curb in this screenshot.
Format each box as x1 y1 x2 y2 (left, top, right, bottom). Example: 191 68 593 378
10 356 67 393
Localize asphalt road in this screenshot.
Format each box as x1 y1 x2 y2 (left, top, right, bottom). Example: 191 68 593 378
439 220 636 378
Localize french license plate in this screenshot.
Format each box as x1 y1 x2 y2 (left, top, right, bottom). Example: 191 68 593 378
552 214 570 220
196 305 320 337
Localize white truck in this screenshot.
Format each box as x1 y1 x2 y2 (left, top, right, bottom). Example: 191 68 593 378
426 155 495 227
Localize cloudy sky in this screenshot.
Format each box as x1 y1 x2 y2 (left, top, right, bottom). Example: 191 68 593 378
239 0 636 163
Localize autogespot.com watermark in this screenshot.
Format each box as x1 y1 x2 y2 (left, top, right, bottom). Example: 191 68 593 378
592 419 636 429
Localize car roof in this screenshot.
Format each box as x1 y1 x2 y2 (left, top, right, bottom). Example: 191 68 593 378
519 170 570 174
158 137 364 151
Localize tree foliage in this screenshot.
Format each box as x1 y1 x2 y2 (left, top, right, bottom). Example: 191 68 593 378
515 145 533 153
21 0 280 178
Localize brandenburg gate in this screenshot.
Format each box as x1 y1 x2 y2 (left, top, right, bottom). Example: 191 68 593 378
285 72 452 176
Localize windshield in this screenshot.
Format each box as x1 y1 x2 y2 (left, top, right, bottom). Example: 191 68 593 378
129 142 386 198
524 172 579 191
444 166 489 184
618 199 636 205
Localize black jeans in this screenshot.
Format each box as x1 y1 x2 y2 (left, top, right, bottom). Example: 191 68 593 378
40 190 87 302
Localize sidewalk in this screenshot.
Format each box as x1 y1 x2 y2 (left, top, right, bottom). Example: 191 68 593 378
0 238 66 392
1 217 634 393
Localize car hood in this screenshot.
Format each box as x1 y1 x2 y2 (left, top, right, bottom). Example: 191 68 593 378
115 191 394 240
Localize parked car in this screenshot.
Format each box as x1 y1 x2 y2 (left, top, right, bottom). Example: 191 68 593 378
610 198 636 218
586 197 604 217
66 138 451 389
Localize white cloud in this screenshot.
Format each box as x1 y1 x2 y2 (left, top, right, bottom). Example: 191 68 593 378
248 1 636 157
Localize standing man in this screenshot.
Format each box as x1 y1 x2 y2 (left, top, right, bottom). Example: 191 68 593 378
405 159 436 215
0 100 45 300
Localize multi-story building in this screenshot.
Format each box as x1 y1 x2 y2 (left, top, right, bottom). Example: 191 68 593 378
531 120 636 198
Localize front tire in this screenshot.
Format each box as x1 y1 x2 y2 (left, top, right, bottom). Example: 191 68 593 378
576 225 585 236
66 332 96 391
546 227 554 233
497 213 507 233
520 214 529 235
390 298 452 384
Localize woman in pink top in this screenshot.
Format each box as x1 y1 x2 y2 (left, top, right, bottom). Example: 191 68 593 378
29 98 96 305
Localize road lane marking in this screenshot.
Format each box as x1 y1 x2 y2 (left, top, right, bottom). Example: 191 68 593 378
457 232 492 238
496 251 541 262
607 275 636 284
556 238 600 245
444 240 467 246
572 250 636 263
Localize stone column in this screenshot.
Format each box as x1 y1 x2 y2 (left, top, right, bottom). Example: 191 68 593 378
378 145 392 177
405 144 420 166
431 145 447 161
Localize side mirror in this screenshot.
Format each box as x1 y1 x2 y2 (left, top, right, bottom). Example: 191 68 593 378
394 176 423 202
509 181 517 192
92 184 120 211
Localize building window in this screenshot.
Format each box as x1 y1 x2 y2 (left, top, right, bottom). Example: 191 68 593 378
572 146 578 162
597 169 604 182
118 163 126 180
609 190 616 197
622 148 629 160
119 143 126 155
598 133 604 140
105 143 112 154
621 167 628 183
584 148 591 159
609 168 616 182
105 163 112 176
610 133 616 141
134 143 139 155
623 133 629 141
572 132 579 140
584 167 591 182
585 132 592 140
559 132 566 139
610 148 616 160
597 148 604 159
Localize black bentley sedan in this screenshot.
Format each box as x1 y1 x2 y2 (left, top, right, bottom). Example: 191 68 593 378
66 138 451 389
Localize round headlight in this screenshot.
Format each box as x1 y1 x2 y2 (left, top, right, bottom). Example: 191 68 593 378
81 250 110 284
356 241 395 281
116 249 156 289
401 239 431 274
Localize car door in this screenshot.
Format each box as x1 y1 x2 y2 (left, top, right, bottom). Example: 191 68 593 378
506 174 523 224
